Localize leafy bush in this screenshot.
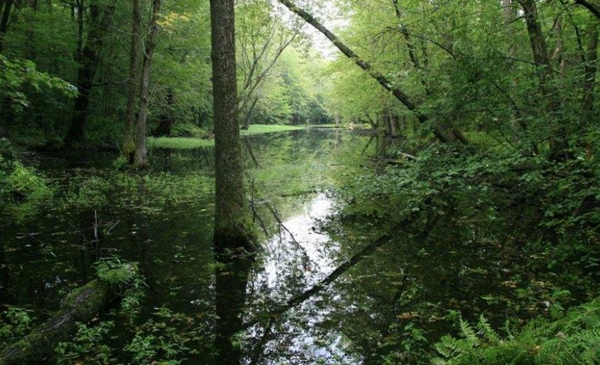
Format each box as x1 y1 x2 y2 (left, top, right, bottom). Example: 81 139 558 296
124 307 203 364
0 54 76 113
170 122 206 138
0 142 53 221
0 306 36 348
55 321 116 364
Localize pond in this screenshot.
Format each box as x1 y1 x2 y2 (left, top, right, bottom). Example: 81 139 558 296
0 128 547 364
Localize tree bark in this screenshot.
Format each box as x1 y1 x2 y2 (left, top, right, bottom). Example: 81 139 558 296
65 0 116 147
0 279 118 365
0 0 12 53
582 23 598 114
133 0 161 168
519 0 553 88
277 0 468 145
210 0 256 253
392 0 420 70
123 0 142 160
151 89 175 136
518 0 569 158
210 0 257 362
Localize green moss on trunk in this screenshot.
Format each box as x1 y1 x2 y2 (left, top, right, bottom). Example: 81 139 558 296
0 279 118 365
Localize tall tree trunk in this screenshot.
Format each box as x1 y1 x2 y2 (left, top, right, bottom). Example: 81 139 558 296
0 0 13 136
552 19 566 77
503 0 518 58
518 0 568 158
133 0 161 168
0 0 12 53
123 0 141 160
519 0 553 89
277 0 468 145
65 0 116 147
392 0 419 69
151 89 176 136
582 23 598 114
210 0 257 362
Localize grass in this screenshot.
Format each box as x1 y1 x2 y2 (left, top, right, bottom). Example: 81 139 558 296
149 124 310 149
148 137 214 149
240 124 304 135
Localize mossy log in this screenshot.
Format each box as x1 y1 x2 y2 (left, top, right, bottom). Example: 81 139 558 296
0 279 118 365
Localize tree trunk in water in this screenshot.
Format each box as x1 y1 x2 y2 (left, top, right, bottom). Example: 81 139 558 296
210 0 257 363
0 279 118 365
123 0 141 160
277 0 468 145
133 0 161 168
65 0 115 148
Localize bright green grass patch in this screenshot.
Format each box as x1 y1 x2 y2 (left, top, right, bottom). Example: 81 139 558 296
149 125 308 149
148 137 214 149
241 124 304 135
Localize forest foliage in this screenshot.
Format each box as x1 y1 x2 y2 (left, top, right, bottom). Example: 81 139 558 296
2 0 600 363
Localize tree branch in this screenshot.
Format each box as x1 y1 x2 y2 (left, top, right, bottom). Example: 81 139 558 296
574 0 600 21
277 0 466 144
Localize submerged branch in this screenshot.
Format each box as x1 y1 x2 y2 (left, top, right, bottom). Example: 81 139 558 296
244 232 394 328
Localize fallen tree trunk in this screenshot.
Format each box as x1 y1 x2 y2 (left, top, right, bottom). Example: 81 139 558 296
0 279 118 365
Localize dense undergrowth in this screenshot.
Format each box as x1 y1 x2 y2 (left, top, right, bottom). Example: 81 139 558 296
433 297 600 364
334 139 600 363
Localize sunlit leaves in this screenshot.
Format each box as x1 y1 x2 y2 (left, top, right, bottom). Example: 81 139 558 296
0 55 76 113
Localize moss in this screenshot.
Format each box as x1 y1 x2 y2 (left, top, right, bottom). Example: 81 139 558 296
0 280 120 365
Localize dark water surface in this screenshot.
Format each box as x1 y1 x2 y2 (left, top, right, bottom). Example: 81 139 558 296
0 129 537 364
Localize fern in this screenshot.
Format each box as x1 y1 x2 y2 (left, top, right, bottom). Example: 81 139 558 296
432 297 600 364
434 335 465 359
459 318 479 345
477 315 502 345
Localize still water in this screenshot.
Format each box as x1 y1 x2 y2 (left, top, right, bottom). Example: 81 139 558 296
0 129 532 364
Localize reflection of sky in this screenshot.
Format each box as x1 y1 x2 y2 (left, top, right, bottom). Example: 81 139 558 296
249 194 361 364
261 194 338 294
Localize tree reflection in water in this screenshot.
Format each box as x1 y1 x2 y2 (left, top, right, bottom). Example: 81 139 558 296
215 249 253 365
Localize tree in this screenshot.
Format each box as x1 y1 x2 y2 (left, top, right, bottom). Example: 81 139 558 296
122 0 142 160
277 0 467 144
65 0 117 147
209 0 256 363
237 0 298 128
133 0 161 168
0 0 13 53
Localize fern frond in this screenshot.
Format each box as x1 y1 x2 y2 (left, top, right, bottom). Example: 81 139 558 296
459 318 479 345
435 335 464 359
477 315 501 345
